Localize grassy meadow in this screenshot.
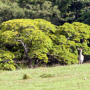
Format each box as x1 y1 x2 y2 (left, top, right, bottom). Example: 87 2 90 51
0 64 90 90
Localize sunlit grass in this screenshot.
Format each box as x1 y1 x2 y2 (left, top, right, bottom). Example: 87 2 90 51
0 64 90 90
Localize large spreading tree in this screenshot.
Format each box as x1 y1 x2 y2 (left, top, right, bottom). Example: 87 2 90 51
0 19 90 70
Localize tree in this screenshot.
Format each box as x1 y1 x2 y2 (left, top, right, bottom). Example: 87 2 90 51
0 19 90 69
0 0 90 25
57 22 90 55
76 11 90 25
23 1 62 25
0 2 25 23
0 19 56 68
48 22 90 65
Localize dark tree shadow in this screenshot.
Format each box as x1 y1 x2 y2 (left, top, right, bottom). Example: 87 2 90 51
84 55 90 63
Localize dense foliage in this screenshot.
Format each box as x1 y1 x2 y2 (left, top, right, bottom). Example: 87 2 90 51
0 19 90 70
0 0 90 25
0 50 15 70
0 0 90 70
0 19 56 69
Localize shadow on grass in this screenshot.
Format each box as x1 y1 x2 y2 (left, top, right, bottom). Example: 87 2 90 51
39 73 55 78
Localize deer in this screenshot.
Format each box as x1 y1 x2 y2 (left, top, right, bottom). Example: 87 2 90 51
77 48 84 64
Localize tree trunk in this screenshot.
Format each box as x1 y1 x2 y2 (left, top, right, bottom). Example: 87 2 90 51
17 40 33 68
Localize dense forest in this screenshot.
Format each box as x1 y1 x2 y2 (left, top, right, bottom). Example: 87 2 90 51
0 0 90 25
0 0 90 70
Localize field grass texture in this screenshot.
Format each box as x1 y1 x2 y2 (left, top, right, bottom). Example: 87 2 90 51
0 64 90 90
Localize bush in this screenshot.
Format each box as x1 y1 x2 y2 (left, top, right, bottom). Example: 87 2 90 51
0 50 16 70
23 74 32 80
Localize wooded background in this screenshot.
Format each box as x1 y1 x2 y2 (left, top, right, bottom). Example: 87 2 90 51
0 0 90 70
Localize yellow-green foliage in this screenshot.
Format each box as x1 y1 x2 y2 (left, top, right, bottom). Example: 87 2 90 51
0 50 16 70
51 44 78 65
1 19 90 67
0 19 56 34
0 19 55 64
1 31 18 44
53 22 90 64
33 19 57 34
58 22 90 48
0 19 38 31
58 22 90 42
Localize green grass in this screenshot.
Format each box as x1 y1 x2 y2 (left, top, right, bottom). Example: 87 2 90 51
0 64 90 90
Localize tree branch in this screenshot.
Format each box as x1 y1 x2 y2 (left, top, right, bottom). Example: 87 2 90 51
17 40 28 53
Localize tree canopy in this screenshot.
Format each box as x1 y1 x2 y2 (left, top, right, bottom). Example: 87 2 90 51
0 19 90 70
0 0 90 25
0 0 90 70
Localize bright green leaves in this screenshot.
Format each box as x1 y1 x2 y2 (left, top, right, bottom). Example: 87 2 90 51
1 31 18 44
23 28 53 61
0 19 90 68
22 28 53 49
0 19 38 32
54 22 90 64
56 35 67 45
33 19 57 34
72 22 90 39
59 22 90 42
0 19 54 64
51 44 78 65
0 50 16 70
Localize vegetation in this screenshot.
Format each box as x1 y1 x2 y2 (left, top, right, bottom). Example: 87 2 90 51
0 0 90 70
0 50 15 70
0 19 90 70
0 19 55 69
0 0 90 25
23 74 32 79
0 64 90 90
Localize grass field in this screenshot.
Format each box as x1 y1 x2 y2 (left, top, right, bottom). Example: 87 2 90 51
0 64 90 90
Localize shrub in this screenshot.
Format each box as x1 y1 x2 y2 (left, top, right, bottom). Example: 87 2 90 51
23 74 32 80
0 50 16 70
